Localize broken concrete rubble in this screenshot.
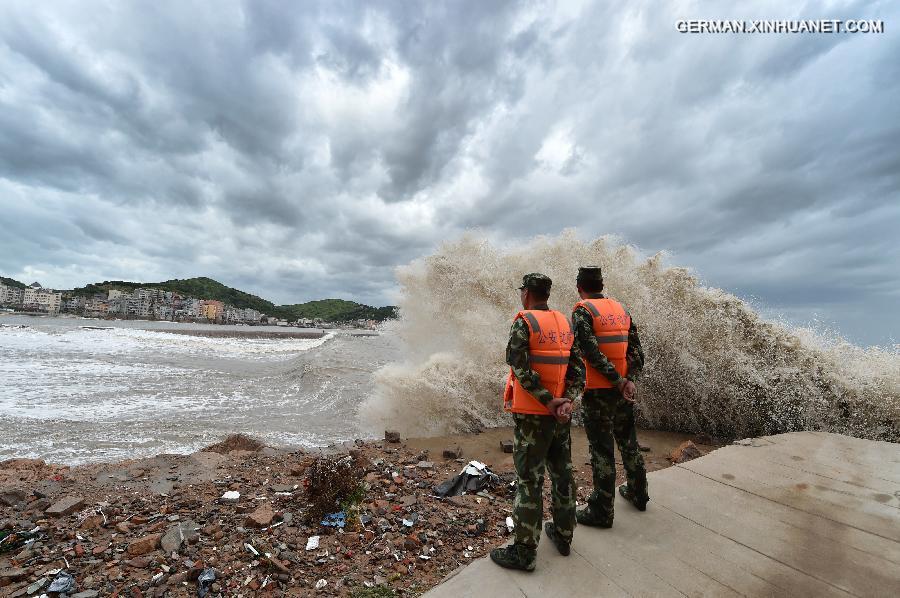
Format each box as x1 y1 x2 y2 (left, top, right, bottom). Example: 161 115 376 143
0 430 708 596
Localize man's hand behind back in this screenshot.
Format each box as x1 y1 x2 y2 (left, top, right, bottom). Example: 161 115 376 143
617 378 637 402
547 397 572 423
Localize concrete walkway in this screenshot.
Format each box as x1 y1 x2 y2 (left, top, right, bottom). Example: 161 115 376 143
424 431 900 598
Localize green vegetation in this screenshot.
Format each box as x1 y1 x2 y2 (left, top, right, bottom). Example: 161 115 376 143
0 276 26 289
72 277 280 315
68 276 397 322
350 586 396 598
279 299 397 322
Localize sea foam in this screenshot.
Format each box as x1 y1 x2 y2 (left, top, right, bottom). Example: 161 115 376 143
362 231 899 441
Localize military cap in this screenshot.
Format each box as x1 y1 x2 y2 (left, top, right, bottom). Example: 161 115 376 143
518 273 552 294
577 266 603 284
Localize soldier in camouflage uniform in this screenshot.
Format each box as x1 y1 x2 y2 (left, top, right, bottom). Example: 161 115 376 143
490 273 585 572
572 266 649 527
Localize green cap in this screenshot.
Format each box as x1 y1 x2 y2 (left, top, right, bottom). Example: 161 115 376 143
577 266 603 284
518 273 552 294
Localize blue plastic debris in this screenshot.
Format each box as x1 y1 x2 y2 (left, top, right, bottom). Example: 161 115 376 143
321 511 347 528
48 571 75 593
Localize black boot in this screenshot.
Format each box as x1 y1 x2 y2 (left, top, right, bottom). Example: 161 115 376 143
618 484 648 511
490 543 536 572
543 522 571 556
575 506 613 528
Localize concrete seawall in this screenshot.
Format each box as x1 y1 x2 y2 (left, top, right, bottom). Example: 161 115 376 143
425 431 900 597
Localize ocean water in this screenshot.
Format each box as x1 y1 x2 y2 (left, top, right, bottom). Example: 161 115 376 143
0 315 400 463
4 233 898 464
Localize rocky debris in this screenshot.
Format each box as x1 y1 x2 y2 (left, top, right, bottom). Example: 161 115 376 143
0 567 27 581
670 440 703 463
45 495 85 516
160 519 200 553
127 532 162 556
0 487 27 507
244 502 275 528
202 433 265 454
500 440 514 454
385 430 401 443
0 432 706 597
442 446 463 459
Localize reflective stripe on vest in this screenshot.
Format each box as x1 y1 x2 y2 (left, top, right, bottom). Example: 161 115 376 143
575 298 630 389
503 309 573 415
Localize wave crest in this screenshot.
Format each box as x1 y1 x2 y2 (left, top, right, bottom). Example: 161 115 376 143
362 231 899 441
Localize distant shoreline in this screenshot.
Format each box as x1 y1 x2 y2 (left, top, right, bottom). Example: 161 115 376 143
157 328 327 339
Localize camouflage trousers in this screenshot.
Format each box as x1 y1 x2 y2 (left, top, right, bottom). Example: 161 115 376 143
512 413 577 548
582 389 649 520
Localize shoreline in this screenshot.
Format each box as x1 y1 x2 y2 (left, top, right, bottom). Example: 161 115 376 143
155 328 327 340
0 427 722 596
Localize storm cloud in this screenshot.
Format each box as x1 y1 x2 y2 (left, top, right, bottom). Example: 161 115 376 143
0 0 897 344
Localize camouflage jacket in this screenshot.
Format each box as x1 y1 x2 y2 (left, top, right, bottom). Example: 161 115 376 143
572 293 644 384
505 304 585 405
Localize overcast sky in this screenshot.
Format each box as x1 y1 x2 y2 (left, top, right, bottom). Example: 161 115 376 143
0 1 897 345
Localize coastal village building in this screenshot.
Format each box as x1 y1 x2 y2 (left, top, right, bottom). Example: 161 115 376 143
200 299 224 322
0 282 24 306
84 298 109 315
16 283 63 314
1 281 374 328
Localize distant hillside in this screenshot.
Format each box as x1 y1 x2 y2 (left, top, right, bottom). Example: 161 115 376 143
72 277 280 315
0 276 26 289
68 276 397 322
280 299 398 322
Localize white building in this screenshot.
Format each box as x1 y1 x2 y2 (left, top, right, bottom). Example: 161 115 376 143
33 290 62 313
0 283 24 306
22 286 38 306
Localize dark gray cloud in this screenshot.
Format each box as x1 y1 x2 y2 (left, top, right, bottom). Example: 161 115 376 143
0 0 897 345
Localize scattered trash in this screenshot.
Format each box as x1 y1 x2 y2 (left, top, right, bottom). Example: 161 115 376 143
197 568 216 597
442 446 463 459
315 578 328 590
433 461 500 497
26 578 48 594
305 535 320 551
48 570 75 593
402 518 414 527
0 529 42 554
321 511 346 528
244 543 260 556
220 491 240 502
506 516 514 532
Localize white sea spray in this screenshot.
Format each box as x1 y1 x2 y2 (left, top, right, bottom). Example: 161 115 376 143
363 231 899 441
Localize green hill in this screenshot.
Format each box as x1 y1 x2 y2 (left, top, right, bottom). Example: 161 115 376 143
68 276 396 322
0 276 26 289
72 277 280 315
279 299 398 322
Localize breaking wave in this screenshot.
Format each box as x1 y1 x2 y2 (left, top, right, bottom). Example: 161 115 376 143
362 232 899 442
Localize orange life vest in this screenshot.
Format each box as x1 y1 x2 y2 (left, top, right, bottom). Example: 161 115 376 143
503 309 574 415
575 298 630 389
